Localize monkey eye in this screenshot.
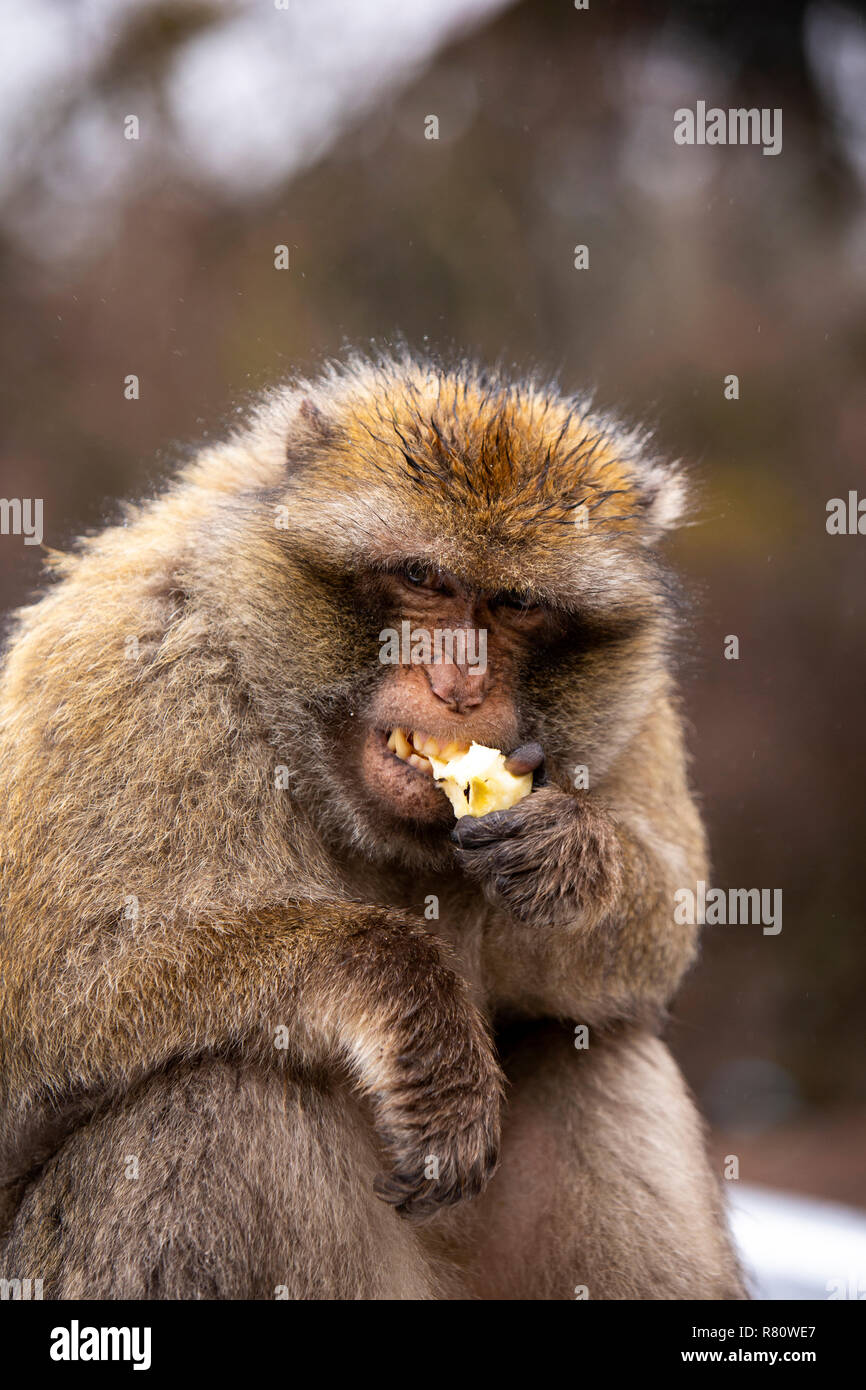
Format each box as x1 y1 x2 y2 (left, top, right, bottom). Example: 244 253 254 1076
490 590 541 617
400 561 440 590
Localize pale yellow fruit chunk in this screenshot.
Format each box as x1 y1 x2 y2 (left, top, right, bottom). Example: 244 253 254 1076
427 742 532 819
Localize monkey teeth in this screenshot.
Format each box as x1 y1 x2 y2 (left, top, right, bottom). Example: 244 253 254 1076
387 727 413 760
386 728 471 776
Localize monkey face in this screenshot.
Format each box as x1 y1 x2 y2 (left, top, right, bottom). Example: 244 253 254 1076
301 544 667 856
347 562 550 827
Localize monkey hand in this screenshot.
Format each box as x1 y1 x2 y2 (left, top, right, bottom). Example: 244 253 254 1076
364 934 502 1221
451 779 619 929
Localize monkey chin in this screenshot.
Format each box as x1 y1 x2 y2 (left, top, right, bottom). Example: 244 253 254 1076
356 727 456 829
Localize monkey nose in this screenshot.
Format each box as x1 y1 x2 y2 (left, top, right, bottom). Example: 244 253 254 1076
424 661 489 713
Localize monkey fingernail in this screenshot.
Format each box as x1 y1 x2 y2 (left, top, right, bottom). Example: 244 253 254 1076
503 742 544 777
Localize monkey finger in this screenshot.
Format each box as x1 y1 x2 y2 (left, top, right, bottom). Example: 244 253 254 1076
450 809 522 847
503 741 544 777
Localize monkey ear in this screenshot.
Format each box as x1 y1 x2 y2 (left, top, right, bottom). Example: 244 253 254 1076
632 462 688 544
297 396 336 442
283 394 342 471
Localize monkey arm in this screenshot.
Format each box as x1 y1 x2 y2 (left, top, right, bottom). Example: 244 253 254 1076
456 697 707 1027
0 903 501 1218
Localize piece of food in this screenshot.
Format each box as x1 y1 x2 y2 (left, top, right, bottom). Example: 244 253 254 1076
386 728 533 817
428 742 532 819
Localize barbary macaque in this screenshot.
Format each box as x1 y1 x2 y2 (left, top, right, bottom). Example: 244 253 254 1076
0 352 744 1299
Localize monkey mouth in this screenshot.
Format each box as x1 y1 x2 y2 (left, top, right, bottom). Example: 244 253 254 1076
385 728 471 778
355 726 464 826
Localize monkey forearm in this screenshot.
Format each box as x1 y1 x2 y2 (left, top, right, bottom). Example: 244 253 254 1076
4 906 346 1103
456 787 702 1024
0 903 501 1213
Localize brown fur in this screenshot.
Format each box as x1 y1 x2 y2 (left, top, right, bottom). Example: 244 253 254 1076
0 351 744 1298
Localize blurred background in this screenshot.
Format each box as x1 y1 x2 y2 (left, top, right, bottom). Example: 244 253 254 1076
0 0 864 1294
